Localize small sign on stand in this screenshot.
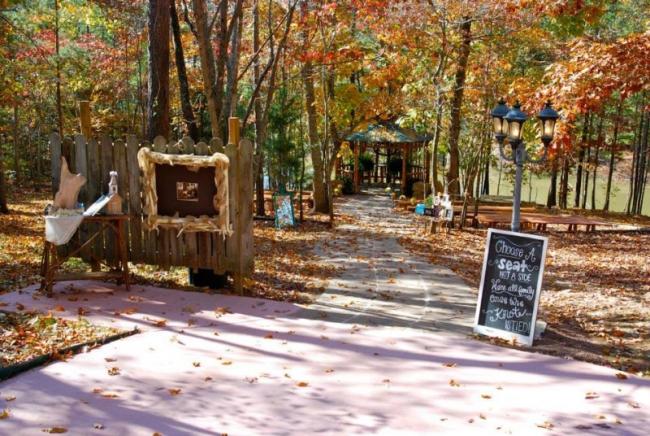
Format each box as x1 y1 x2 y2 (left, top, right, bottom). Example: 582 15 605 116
473 229 548 346
273 192 295 229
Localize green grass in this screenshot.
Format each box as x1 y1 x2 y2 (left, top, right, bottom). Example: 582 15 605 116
487 167 649 215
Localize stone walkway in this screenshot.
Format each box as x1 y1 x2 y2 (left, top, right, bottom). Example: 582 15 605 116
301 192 475 335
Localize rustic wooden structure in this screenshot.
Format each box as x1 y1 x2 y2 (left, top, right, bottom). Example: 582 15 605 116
48 131 254 287
340 120 431 193
41 215 130 296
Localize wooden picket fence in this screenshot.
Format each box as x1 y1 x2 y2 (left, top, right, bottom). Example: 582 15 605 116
49 133 254 282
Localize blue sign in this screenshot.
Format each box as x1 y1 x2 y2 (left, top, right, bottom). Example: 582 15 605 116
273 192 295 229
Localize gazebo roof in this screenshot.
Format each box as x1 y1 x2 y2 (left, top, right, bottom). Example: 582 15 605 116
345 120 431 144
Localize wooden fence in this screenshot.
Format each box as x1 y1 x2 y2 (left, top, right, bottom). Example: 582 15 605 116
49 133 254 282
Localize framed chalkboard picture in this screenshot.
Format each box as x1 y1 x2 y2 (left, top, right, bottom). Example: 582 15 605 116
273 192 295 229
473 229 548 346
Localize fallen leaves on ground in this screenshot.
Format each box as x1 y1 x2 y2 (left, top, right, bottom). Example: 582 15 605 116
168 388 182 396
398 216 650 374
43 427 67 433
0 311 123 367
250 218 341 302
537 421 554 430
0 188 338 307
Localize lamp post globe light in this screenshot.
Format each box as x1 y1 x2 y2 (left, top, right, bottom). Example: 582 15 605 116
491 100 559 232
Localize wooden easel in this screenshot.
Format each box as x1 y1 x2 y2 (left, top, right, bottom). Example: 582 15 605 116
40 215 130 296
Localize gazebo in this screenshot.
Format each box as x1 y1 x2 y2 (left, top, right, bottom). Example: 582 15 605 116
339 120 431 193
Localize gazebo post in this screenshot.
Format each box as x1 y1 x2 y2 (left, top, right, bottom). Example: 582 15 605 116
374 147 379 184
354 141 360 193
424 142 430 185
386 146 391 184
401 143 407 193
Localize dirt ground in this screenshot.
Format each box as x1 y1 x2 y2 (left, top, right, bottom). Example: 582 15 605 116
400 219 650 375
0 185 337 303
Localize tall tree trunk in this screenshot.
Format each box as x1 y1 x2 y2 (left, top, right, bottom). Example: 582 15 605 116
214 0 229 137
301 3 328 213
591 115 604 210
137 47 147 137
253 0 266 216
482 155 490 196
603 102 623 211
146 0 170 140
0 145 8 214
222 2 243 126
54 0 64 139
446 17 471 196
192 0 221 139
324 66 341 224
559 155 570 209
13 101 20 185
170 0 199 140
251 0 294 215
496 159 502 196
573 112 590 208
627 102 642 214
582 144 591 209
430 91 444 194
547 157 558 208
634 111 649 214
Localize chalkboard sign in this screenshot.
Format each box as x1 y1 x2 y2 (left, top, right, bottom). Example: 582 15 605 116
273 192 295 229
473 229 548 346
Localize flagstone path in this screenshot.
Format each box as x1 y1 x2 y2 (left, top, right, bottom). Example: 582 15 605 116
0 193 648 435
301 192 476 334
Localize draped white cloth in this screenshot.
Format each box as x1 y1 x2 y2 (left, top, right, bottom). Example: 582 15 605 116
45 214 84 246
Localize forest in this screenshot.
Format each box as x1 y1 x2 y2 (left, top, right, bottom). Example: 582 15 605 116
0 0 648 217
1 2 650 433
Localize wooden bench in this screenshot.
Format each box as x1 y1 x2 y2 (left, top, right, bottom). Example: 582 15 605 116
475 211 607 232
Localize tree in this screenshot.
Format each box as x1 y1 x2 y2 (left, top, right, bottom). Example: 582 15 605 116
190 0 220 139
300 0 327 213
445 16 471 196
146 0 170 140
0 141 8 213
603 101 623 211
170 0 199 140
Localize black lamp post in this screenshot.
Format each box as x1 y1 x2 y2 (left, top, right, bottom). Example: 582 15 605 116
491 100 559 232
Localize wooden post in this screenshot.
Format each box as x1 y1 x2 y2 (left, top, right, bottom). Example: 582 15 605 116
353 142 360 193
79 101 92 138
229 117 244 295
374 148 379 183
401 143 407 193
228 117 241 146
